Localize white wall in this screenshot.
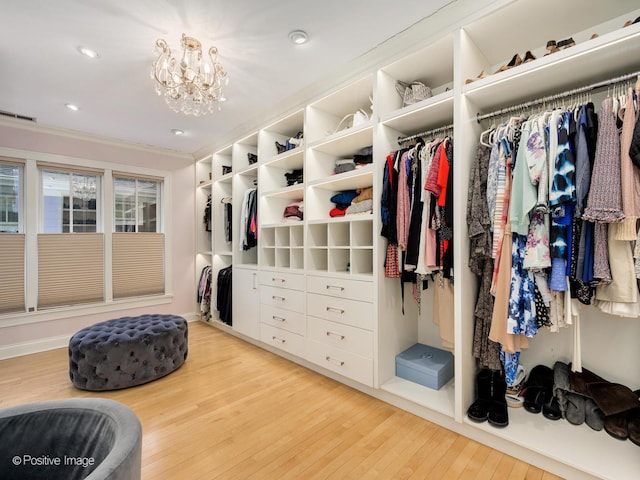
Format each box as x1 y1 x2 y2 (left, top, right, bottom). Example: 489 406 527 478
0 122 197 358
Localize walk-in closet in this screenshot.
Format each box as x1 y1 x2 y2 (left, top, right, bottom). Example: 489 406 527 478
195 1 640 478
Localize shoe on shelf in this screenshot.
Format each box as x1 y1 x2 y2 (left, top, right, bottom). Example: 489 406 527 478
624 16 640 27
521 364 554 414
467 369 493 422
545 40 559 56
488 370 509 428
495 53 522 73
557 37 576 49
523 50 536 63
465 70 488 84
604 411 629 440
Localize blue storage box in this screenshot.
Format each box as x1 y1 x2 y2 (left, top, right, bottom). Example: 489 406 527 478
395 343 454 390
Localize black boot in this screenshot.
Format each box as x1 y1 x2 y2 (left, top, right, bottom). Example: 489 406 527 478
488 370 509 428
467 369 493 422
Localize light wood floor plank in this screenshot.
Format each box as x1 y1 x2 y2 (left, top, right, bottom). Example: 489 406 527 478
0 321 564 479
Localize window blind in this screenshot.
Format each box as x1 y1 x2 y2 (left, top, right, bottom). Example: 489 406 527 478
38 234 104 308
112 171 164 182
0 156 25 166
112 233 164 298
0 234 25 313
36 161 103 175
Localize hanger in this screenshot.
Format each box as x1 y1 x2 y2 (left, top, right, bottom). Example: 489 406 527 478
479 121 496 147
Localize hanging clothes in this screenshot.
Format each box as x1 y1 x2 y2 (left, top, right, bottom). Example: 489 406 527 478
216 266 233 325
239 188 257 251
221 196 232 243
197 265 212 320
469 78 640 379
380 131 455 350
203 194 212 232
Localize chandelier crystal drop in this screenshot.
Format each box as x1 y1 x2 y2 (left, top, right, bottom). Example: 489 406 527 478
151 33 229 116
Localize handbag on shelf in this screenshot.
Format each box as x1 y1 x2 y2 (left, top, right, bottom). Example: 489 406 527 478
221 165 232 175
395 80 432 107
247 152 258 164
330 108 370 135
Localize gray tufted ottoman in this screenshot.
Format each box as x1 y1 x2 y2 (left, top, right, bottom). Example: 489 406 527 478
69 314 188 391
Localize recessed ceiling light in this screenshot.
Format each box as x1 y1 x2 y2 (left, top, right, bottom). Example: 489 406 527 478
78 46 99 58
289 30 308 45
65 103 79 111
171 129 184 136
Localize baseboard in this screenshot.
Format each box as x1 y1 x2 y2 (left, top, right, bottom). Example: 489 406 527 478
0 311 200 360
0 334 71 360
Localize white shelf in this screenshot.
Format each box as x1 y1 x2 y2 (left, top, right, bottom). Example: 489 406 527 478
308 164 373 190
308 125 374 157
381 376 455 418
261 184 304 199
465 408 640 480
380 90 454 135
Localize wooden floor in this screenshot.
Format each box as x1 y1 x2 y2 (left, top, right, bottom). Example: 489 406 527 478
0 321 563 480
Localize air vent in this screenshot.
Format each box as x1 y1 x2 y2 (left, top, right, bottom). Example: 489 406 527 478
0 109 36 122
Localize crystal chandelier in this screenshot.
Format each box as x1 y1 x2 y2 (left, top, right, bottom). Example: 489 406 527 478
151 33 228 116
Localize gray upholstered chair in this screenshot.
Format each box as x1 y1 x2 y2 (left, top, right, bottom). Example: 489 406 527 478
0 398 141 480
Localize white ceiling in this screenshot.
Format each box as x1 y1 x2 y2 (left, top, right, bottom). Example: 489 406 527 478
0 0 461 158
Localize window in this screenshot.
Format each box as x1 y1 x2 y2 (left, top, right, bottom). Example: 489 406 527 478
112 174 164 299
41 170 99 233
37 165 104 309
0 162 21 233
114 177 160 232
0 159 24 313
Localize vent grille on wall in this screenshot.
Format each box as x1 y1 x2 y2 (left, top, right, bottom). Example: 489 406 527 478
0 110 36 122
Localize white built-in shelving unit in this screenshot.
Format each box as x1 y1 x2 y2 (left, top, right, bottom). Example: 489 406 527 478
195 1 640 478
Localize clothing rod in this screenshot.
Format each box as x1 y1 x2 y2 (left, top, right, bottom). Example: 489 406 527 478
397 123 454 144
476 70 640 123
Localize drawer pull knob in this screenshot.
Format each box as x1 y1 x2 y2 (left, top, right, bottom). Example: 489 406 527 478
326 285 345 291
272 277 285 283
272 336 286 344
326 331 345 340
325 356 344 366
326 306 344 314
273 315 286 322
272 295 286 301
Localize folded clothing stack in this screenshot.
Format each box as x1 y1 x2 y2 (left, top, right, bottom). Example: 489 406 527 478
283 201 303 221
334 159 356 174
329 187 374 217
353 146 373 165
284 168 303 186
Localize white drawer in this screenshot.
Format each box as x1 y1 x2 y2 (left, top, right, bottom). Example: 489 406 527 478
260 286 305 313
259 271 305 291
307 293 373 330
260 323 306 358
261 305 306 336
307 275 373 302
307 317 373 359
306 339 373 387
